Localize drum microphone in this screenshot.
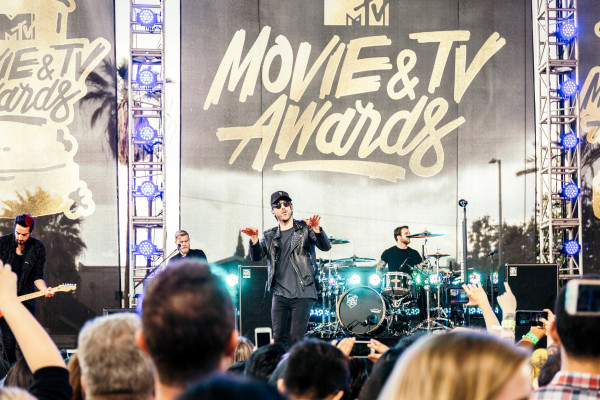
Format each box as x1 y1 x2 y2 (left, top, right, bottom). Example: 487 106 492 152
362 313 378 326
487 250 498 257
458 199 468 207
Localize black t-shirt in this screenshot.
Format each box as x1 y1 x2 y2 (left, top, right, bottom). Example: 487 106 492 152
273 228 317 299
11 254 24 280
380 246 423 274
167 248 207 267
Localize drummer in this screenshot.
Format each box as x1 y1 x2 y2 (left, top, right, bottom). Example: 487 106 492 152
376 226 423 275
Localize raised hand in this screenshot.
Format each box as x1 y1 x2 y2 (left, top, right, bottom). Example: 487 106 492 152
241 227 259 244
462 282 489 307
303 215 321 233
497 282 517 315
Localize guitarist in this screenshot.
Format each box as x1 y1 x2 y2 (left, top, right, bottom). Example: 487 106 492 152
0 213 53 364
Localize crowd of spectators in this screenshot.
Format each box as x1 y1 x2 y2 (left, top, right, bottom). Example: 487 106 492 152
0 258 598 400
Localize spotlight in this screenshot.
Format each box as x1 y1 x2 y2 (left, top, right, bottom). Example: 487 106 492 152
557 20 577 42
490 272 499 284
225 274 239 287
560 132 579 150
429 274 441 285
348 274 361 285
562 183 580 199
562 240 581 255
369 274 381 286
138 180 159 198
413 273 422 285
468 272 482 284
136 240 156 257
137 8 157 27
559 79 578 97
136 126 157 143
137 69 156 87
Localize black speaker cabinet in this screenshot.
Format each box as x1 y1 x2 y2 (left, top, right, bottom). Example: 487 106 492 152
502 263 558 341
239 266 272 340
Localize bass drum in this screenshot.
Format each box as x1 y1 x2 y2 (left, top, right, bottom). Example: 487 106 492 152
337 286 387 335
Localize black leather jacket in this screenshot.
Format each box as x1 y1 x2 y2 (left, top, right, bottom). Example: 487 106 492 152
250 220 331 292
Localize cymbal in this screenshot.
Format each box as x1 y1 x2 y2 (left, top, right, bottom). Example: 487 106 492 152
329 237 351 245
428 252 450 259
408 230 444 238
331 255 376 264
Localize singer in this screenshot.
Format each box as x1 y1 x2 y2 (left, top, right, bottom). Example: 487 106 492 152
167 230 207 268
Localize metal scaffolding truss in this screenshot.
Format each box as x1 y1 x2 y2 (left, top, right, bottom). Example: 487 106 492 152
128 0 166 307
533 0 583 278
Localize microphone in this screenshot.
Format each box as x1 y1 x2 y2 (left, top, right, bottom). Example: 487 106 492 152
487 250 498 257
177 243 181 249
362 314 378 326
458 199 468 208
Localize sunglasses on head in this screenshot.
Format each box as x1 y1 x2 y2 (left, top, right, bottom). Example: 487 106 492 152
272 200 292 209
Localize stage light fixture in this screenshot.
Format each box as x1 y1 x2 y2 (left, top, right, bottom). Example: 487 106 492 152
559 79 578 97
468 272 482 284
560 132 579 149
562 183 580 199
137 8 157 27
137 69 157 87
413 273 422 285
348 274 361 285
136 240 156 257
138 180 159 198
225 274 239 287
369 274 381 286
557 20 577 42
490 272 499 284
562 240 581 255
136 126 157 143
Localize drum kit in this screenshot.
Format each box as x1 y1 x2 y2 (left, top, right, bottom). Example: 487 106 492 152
310 231 460 339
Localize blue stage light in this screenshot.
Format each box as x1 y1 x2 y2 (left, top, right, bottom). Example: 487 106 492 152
490 272 499 284
348 274 361 285
560 79 578 97
137 240 156 257
137 9 157 27
557 21 577 42
369 274 381 286
562 183 580 199
137 70 156 87
563 240 580 255
226 274 239 287
561 132 579 149
136 126 157 143
469 272 482 284
138 180 158 198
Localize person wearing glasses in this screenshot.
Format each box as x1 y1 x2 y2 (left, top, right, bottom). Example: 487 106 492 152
242 190 331 346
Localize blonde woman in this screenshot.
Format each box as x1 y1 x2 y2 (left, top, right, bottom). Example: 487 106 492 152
378 331 531 400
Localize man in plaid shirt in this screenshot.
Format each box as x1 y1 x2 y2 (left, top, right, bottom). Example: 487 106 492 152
531 276 600 399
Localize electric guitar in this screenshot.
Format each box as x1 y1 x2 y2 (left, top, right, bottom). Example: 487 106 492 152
0 284 77 318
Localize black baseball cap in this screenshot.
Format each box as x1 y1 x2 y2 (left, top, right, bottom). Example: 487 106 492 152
270 190 292 205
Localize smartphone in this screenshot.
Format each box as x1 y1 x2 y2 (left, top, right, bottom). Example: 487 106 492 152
254 327 272 348
565 279 600 316
349 340 374 358
448 287 469 304
515 310 548 326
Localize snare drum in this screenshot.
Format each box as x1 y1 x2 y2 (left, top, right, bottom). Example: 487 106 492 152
382 272 412 296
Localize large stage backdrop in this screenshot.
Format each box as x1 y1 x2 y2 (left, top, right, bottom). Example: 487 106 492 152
0 0 119 345
181 0 542 273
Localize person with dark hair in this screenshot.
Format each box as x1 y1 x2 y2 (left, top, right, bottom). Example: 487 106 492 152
242 191 331 346
166 230 207 267
180 374 285 400
531 275 600 399
0 214 53 364
244 343 287 381
4 358 33 390
136 259 237 400
277 339 350 400
377 226 423 275
536 349 561 388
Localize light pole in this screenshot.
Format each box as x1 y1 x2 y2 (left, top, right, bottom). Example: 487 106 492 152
488 159 503 271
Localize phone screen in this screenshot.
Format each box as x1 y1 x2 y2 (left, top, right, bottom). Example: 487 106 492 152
576 284 600 313
515 311 547 326
255 331 271 348
349 341 372 358
448 287 469 304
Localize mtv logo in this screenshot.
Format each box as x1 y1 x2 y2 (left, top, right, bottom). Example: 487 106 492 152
0 13 35 40
324 0 389 26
